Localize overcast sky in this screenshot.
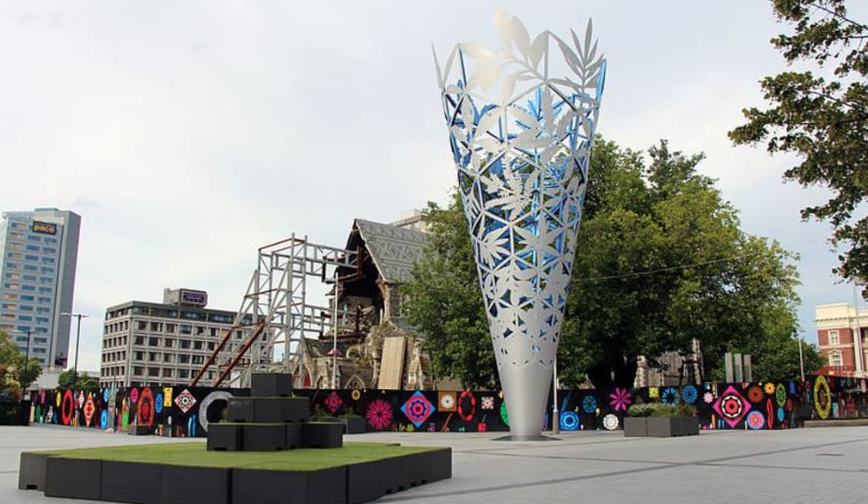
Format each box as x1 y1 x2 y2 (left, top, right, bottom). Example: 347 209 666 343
2 1 864 373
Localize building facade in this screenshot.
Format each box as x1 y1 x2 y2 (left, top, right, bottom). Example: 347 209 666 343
0 208 81 367
815 302 868 378
100 288 256 388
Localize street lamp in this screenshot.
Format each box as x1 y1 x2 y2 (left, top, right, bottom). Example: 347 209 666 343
61 312 88 390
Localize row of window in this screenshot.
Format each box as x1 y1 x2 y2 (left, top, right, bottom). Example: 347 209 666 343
5 243 58 256
3 282 54 294
0 313 50 323
105 320 243 339
1 293 53 304
0 303 51 313
5 262 56 274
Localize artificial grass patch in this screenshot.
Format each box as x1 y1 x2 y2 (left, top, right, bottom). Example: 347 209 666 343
29 442 439 472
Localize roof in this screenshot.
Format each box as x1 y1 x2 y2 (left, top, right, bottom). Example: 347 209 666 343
352 219 428 283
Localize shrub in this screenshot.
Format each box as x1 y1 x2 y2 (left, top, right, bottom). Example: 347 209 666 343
627 403 681 417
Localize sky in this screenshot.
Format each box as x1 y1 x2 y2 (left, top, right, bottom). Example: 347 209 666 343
1 0 865 373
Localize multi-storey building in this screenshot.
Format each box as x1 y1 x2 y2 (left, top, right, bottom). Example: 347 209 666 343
0 208 81 367
100 288 260 388
815 302 868 378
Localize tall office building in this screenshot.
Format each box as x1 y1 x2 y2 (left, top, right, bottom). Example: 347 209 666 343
0 208 81 367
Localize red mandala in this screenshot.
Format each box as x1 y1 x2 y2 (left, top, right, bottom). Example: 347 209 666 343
61 389 74 426
83 394 95 427
138 387 154 427
712 385 749 428
458 391 476 422
747 386 764 404
325 391 343 414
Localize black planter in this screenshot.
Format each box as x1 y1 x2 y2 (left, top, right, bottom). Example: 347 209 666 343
242 424 287 451
254 397 309 423
251 373 292 398
18 452 48 490
128 425 151 436
232 467 346 504
226 398 255 423
207 424 242 451
160 465 231 504
286 423 303 449
101 460 162 504
44 457 102 501
623 417 648 437
627 417 700 437
340 416 366 434
302 422 343 448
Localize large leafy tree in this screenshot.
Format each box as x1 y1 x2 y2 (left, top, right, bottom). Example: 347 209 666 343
0 331 41 394
729 0 868 282
58 369 99 390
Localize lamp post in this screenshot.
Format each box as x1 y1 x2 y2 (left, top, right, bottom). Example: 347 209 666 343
61 312 88 391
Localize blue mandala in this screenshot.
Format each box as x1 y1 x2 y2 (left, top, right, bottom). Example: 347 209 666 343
155 393 163 414
789 382 795 394
680 385 698 405
582 396 597 413
661 387 680 405
777 407 785 422
103 388 109 402
560 411 580 431
100 409 108 430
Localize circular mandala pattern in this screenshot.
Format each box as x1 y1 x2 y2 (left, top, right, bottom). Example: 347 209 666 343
100 409 108 430
681 385 698 405
500 401 509 426
366 399 393 430
197 391 233 432
155 393 164 415
602 413 619 431
130 388 139 403
747 386 764 404
61 389 74 426
764 382 776 395
324 391 343 414
814 375 832 419
458 391 476 422
703 392 714 404
648 387 659 399
746 410 765 430
661 387 680 405
777 407 785 422
401 392 435 428
560 411 580 431
351 389 362 401
481 396 495 410
582 396 597 413
775 383 787 407
103 388 110 402
83 394 95 427
439 393 456 411
137 388 155 428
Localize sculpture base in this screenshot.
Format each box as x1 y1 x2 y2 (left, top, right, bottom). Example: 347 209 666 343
492 435 560 442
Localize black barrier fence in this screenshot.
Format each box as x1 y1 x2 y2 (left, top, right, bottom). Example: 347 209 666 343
27 376 867 436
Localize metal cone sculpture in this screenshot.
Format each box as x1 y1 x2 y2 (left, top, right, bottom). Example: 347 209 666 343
435 10 606 438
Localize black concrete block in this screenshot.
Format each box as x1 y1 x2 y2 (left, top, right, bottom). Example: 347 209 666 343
341 416 365 434
128 425 151 436
623 417 648 437
382 456 409 494
286 423 303 449
226 398 255 423
207 424 243 451
160 465 231 504
254 397 309 423
302 423 343 448
251 373 292 398
18 452 47 490
101 460 161 504
347 461 384 504
242 424 286 451
44 457 101 501
233 467 347 504
425 448 452 482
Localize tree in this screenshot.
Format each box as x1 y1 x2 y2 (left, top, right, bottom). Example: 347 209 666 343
729 0 868 283
0 331 41 392
403 195 498 389
58 369 99 390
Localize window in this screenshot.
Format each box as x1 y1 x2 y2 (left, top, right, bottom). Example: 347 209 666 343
42 247 56 254
180 339 191 349
137 321 147 331
180 324 192 335
25 245 40 251
26 235 41 242
148 367 159 377
178 369 190 379
165 324 176 334
148 337 160 347
134 336 145 345
829 351 843 367
164 339 174 348
193 341 203 350
179 355 190 364
829 330 840 345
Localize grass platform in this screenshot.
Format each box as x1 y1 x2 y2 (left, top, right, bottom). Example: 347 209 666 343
20 441 452 504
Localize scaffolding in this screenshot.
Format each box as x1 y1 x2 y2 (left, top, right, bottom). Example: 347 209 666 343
191 234 360 388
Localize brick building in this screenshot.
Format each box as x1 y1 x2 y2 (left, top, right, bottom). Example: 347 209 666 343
815 303 868 378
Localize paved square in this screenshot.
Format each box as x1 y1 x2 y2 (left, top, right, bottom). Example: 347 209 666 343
3 425 867 503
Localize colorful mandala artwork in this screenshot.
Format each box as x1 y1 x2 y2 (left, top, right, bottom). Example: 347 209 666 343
764 382 776 395
163 387 173 407
661 387 680 405
775 383 787 407
766 398 774 429
155 393 164 415
481 396 495 410
602 413 619 431
138 387 155 427
103 389 110 403
786 398 793 412
401 391 435 428
351 389 362 401
560 411 580 431
680 385 698 405
703 392 714 404
174 389 196 414
198 391 233 432
325 391 343 414
648 387 659 399
61 389 74 426
713 385 749 428
458 391 476 422
777 407 785 422
746 410 765 430
500 401 510 426
814 376 832 419
100 409 108 430
366 399 393 430
582 395 597 413
789 382 796 394
609 388 632 412
747 386 764 404
55 391 61 408
83 394 95 427
438 392 457 412
130 388 139 404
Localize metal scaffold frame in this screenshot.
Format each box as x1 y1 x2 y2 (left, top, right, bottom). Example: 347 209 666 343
191 234 359 388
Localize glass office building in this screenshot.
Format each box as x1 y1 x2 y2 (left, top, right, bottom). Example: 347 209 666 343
0 208 81 367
